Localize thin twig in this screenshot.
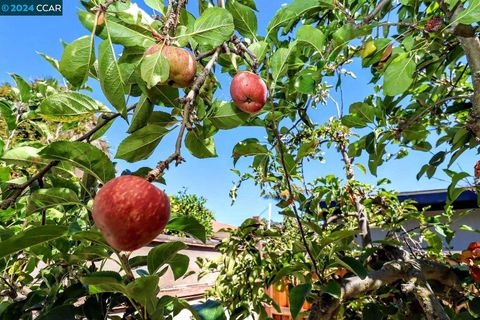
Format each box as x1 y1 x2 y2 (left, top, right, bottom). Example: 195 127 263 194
265 60 322 279
337 137 372 247
398 95 471 133
230 35 259 71
362 0 392 24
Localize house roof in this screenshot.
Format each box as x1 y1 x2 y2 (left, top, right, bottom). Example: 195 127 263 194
398 188 478 210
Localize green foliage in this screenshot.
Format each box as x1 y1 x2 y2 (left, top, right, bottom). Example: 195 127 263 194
1 0 480 318
167 189 215 239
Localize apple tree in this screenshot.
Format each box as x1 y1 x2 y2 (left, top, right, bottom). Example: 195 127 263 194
0 0 480 319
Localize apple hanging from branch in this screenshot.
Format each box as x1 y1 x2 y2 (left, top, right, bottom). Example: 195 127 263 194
92 175 170 251
144 44 197 88
230 71 267 113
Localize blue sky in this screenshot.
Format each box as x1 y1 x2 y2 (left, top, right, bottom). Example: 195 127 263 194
0 1 476 225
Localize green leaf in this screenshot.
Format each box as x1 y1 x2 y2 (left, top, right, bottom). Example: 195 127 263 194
320 280 341 299
167 216 207 243
140 46 170 88
168 254 190 280
383 53 416 96
81 271 127 294
144 0 165 12
78 10 155 48
194 300 227 320
115 124 170 162
209 101 250 130
38 92 107 123
226 0 257 39
59 35 95 88
2 146 47 166
147 241 187 275
128 95 153 133
297 25 325 53
319 229 357 248
38 52 60 71
267 0 332 39
182 8 234 48
0 101 16 131
336 255 367 279
341 115 367 128
148 111 177 127
98 37 127 118
350 102 375 123
289 283 311 320
271 43 296 86
126 275 159 308
429 151 446 166
10 74 32 102
232 138 268 165
185 127 217 159
456 0 480 24
0 225 68 259
27 188 81 214
248 41 268 62
40 141 115 183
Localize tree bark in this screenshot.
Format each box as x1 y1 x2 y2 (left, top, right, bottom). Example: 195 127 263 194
307 254 457 320
448 6 480 139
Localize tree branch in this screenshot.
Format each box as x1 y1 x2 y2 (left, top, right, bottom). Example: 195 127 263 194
447 5 480 139
146 47 223 182
362 0 392 24
337 137 372 247
0 104 138 210
308 257 457 319
230 35 259 71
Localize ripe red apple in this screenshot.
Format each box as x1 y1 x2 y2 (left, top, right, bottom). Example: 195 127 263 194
470 266 480 283
468 242 480 251
230 71 267 113
92 175 170 251
144 45 196 88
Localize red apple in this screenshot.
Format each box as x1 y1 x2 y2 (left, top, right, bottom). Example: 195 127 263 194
144 45 196 88
468 242 480 251
470 266 480 283
230 71 267 113
92 175 170 251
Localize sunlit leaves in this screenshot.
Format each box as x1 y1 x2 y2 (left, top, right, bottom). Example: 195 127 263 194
226 0 257 40
116 124 170 162
98 36 127 117
147 241 187 275
185 126 217 158
383 53 416 96
140 46 170 88
289 284 311 319
27 188 81 214
40 141 115 183
166 216 207 243
297 25 325 53
59 35 95 88
209 101 250 130
456 0 480 24
38 92 107 122
232 138 269 165
78 10 155 48
0 225 68 259
180 8 234 48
